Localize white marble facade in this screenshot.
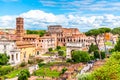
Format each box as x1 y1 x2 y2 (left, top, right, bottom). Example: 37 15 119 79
0 37 20 65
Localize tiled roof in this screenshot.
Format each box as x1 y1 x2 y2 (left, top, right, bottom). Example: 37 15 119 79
16 41 35 48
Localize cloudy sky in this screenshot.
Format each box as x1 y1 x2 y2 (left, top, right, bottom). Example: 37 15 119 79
1 0 120 32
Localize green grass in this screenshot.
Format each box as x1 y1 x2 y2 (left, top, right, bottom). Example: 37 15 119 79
61 46 66 51
42 53 51 56
34 68 60 78
39 62 70 68
5 69 21 78
42 53 55 56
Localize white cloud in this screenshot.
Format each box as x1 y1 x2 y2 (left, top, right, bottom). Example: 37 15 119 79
39 0 120 12
0 15 16 29
0 10 120 31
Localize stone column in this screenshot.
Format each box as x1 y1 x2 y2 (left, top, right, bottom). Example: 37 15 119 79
66 48 71 59
18 53 20 63
9 54 12 64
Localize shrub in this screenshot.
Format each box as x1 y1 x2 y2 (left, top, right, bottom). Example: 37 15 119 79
48 48 53 52
38 63 45 67
91 52 120 80
77 73 94 80
20 62 27 67
66 58 73 62
56 46 61 50
28 59 34 64
94 50 100 59
88 43 98 53
36 58 44 63
58 50 64 56
101 51 105 59
0 53 9 65
0 66 13 76
60 68 67 75
18 69 30 80
90 55 95 60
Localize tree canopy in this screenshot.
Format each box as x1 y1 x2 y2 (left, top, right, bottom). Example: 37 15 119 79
111 27 120 35
85 27 111 59
85 29 100 37
71 50 90 63
98 27 111 34
77 52 120 80
92 52 120 80
26 30 46 37
114 38 120 51
88 43 98 53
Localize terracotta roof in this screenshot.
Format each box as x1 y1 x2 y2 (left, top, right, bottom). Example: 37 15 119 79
39 36 55 39
17 45 35 48
0 31 5 35
16 41 35 48
16 41 32 45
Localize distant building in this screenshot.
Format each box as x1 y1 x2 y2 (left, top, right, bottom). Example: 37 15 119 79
47 25 94 47
48 25 62 34
0 37 20 65
16 17 25 41
0 17 118 62
16 41 36 62
39 35 57 54
0 29 15 34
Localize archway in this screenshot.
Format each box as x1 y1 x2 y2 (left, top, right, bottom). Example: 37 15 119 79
66 42 83 59
71 50 75 54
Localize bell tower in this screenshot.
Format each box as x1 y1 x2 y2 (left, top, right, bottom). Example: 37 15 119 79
16 17 24 41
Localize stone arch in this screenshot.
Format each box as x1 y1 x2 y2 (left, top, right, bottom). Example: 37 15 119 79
71 49 75 54
66 42 83 59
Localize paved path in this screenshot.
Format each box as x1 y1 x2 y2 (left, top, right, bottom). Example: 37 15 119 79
80 63 93 74
29 65 38 74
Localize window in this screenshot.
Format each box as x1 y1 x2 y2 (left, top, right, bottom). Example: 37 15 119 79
12 55 14 61
4 45 6 53
24 52 26 58
16 54 18 60
37 51 39 55
4 45 6 49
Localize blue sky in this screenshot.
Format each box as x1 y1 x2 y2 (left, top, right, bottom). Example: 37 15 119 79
1 0 120 16
1 0 120 32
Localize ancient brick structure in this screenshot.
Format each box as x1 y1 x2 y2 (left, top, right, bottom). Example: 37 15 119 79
16 17 25 41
